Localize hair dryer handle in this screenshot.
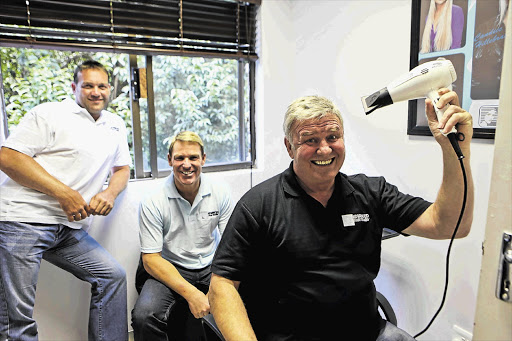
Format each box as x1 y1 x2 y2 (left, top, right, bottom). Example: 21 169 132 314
426 88 457 136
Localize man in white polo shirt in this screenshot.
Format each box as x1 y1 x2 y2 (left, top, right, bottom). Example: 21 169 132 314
0 60 131 341
131 131 233 341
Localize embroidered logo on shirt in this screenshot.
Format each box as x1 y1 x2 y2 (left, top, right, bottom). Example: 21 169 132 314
110 126 120 132
341 213 370 227
208 211 219 217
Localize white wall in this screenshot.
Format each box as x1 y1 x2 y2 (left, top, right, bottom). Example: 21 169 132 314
33 1 495 340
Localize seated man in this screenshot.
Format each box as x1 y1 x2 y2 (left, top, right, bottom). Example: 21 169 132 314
209 90 474 340
131 131 233 341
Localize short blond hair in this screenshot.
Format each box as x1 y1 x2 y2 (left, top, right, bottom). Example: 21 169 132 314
283 95 343 143
168 131 205 156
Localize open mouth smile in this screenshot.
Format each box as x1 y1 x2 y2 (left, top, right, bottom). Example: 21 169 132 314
312 157 334 166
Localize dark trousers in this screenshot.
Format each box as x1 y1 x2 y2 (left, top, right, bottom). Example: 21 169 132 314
131 261 211 341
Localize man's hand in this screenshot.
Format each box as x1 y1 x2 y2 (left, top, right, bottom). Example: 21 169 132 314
57 188 90 222
88 165 130 216
425 88 473 143
89 190 116 216
186 289 211 319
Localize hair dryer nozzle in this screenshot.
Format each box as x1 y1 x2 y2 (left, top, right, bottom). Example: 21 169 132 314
361 87 393 115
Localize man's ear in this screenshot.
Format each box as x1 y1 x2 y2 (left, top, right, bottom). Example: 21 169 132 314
71 82 77 92
201 154 206 166
284 137 294 159
167 153 172 166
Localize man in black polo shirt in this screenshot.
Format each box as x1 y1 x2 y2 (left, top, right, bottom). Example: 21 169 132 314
209 90 474 340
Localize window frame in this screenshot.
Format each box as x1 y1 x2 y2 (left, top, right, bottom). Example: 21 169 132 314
128 53 256 179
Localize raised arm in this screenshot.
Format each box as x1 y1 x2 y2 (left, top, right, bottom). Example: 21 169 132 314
142 252 210 318
0 146 89 222
209 274 257 341
403 89 474 239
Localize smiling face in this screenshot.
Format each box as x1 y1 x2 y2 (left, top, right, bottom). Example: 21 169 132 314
285 114 345 190
72 68 111 120
169 140 206 197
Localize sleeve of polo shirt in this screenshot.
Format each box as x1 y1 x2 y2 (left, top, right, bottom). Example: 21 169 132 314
112 117 132 167
139 197 165 253
2 109 52 157
376 177 432 232
212 200 259 281
217 185 234 236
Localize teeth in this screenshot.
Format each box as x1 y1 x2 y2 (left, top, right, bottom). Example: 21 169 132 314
182 171 193 175
313 158 333 165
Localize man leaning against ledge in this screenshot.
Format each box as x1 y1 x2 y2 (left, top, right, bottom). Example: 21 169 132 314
0 60 131 341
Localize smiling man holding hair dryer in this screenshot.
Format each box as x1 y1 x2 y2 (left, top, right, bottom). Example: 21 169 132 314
209 84 474 340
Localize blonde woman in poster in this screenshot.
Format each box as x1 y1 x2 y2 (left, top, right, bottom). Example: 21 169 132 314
420 0 465 53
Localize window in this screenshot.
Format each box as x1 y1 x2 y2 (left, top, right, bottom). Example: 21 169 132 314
0 0 259 179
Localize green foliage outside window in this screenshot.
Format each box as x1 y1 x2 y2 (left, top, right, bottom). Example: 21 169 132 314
1 47 250 172
152 56 242 164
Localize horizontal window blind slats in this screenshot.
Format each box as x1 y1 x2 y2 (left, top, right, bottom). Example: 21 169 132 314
0 0 258 58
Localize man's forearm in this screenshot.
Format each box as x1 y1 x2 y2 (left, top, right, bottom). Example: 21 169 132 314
209 274 257 341
432 140 474 238
104 165 130 198
142 253 201 299
0 147 73 199
0 147 89 221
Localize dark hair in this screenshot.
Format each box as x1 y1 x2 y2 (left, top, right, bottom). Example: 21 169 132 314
73 60 110 84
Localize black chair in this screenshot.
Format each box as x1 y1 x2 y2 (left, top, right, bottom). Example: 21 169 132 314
201 314 226 341
166 301 206 341
200 291 398 341
376 291 397 326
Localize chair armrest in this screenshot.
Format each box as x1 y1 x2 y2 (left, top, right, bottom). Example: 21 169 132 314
376 291 398 326
202 314 226 341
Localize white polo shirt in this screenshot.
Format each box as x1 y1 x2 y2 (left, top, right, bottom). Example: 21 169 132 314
139 173 233 269
0 98 132 229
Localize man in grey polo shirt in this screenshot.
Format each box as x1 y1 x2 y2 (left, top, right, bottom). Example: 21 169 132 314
131 131 233 341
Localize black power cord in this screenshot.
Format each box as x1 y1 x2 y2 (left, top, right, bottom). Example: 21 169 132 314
414 133 468 339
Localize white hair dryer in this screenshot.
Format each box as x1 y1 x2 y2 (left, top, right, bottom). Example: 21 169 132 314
361 58 463 158
361 58 457 134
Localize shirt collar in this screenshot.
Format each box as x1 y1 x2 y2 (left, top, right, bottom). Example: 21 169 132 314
64 98 105 122
282 161 355 198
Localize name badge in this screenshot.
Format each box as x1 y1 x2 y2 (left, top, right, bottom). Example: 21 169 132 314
342 214 355 227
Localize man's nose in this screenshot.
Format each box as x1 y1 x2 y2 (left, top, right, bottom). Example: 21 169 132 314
317 140 331 154
182 158 192 167
91 86 101 96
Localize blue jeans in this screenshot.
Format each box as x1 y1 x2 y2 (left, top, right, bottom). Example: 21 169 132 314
0 221 128 341
131 264 211 341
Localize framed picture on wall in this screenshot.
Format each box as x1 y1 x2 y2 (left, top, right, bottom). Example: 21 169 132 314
408 0 508 139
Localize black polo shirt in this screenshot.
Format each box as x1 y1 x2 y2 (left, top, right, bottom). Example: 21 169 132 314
212 163 431 340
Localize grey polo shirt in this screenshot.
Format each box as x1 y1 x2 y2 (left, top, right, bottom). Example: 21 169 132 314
139 173 233 269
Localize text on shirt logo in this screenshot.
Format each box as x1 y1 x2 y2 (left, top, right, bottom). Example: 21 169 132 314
353 214 370 223
208 211 219 217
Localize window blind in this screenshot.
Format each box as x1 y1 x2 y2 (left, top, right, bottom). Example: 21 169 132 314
0 0 259 59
